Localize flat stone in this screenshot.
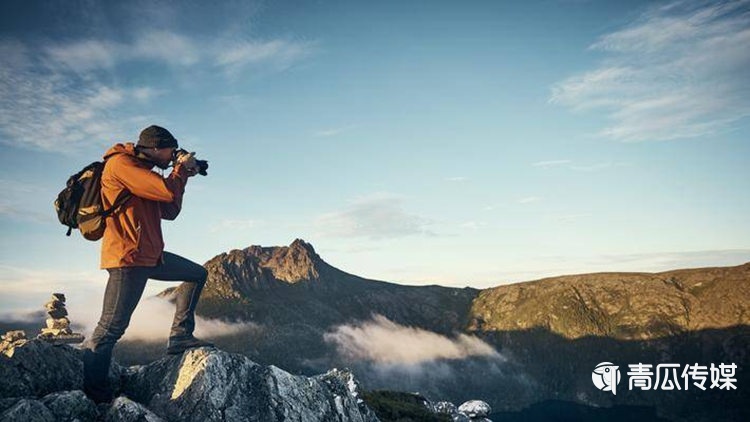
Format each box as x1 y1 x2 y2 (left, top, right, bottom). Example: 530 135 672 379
40 328 72 336
51 293 66 303
46 318 70 329
37 333 84 345
1 330 27 342
45 300 65 310
46 308 68 319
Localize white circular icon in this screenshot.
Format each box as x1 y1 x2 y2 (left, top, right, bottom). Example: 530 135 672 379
592 362 621 395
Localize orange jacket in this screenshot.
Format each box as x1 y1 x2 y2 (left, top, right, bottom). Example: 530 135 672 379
99 143 190 268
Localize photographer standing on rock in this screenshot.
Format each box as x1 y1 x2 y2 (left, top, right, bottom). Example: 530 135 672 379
84 125 213 403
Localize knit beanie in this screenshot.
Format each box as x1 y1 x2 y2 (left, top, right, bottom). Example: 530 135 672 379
137 125 179 149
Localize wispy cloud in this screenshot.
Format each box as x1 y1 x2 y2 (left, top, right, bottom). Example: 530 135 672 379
550 0 750 142
218 39 317 74
568 162 615 172
590 249 750 270
313 125 355 138
0 41 147 151
0 28 317 152
517 196 542 204
209 219 258 233
460 221 488 230
533 159 628 172
315 192 436 240
0 179 56 223
324 314 502 364
131 87 164 102
532 160 571 168
445 176 469 182
42 31 313 74
550 213 592 223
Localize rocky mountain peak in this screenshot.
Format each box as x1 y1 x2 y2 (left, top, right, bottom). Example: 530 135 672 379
193 239 337 299
258 238 324 283
236 238 327 284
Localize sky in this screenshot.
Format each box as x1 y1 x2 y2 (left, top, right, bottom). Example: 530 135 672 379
1 0 749 314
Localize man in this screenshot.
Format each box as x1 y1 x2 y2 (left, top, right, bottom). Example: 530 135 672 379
83 125 213 403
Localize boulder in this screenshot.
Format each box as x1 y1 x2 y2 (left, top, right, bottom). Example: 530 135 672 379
0 339 83 397
0 398 55 422
0 339 124 399
1 338 379 421
106 396 164 422
124 347 378 421
41 390 98 421
433 400 458 415
458 400 491 418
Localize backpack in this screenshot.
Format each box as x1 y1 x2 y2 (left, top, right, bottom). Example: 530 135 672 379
54 161 131 241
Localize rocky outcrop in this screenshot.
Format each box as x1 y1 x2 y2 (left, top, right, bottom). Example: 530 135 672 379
124 347 377 421
190 239 331 298
0 338 379 421
0 336 86 398
429 399 492 422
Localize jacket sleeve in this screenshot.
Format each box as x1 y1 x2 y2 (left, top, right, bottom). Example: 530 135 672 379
109 156 189 204
160 184 184 220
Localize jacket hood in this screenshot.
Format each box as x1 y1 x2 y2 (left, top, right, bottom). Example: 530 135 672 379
103 142 139 160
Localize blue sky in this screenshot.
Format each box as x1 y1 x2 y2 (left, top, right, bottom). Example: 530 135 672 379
1 0 749 313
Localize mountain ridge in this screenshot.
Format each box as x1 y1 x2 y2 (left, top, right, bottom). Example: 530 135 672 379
162 238 749 342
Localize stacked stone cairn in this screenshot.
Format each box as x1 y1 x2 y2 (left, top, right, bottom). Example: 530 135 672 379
37 293 85 344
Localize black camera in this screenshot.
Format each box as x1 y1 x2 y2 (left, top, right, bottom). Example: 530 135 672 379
174 149 209 176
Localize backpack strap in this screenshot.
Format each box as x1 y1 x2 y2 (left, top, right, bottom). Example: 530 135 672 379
101 190 132 218
99 152 132 219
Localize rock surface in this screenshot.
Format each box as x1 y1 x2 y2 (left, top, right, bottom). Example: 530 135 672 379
0 337 84 397
0 338 379 421
124 346 378 421
106 397 165 422
467 263 750 339
424 398 492 422
457 400 491 418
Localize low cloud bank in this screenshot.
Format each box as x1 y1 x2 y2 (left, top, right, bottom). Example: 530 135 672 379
2 296 258 342
324 314 501 365
82 296 260 342
321 315 533 406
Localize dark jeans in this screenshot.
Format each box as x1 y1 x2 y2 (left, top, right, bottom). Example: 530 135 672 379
83 251 208 400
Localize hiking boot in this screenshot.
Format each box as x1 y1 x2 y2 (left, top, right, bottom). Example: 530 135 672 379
83 384 113 404
166 335 214 355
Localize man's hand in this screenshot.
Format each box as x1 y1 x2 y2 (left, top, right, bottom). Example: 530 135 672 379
175 150 200 176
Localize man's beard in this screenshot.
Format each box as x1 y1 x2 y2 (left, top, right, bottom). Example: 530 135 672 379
154 160 171 170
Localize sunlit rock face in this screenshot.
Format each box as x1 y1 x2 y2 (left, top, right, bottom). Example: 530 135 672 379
1 339 378 422
124 347 378 422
